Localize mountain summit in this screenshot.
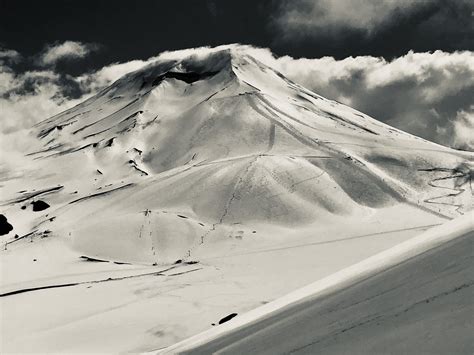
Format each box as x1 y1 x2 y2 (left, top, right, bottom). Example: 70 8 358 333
2 46 473 264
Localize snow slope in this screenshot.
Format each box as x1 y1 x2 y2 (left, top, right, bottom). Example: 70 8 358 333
1 45 473 352
1 46 472 264
160 213 474 354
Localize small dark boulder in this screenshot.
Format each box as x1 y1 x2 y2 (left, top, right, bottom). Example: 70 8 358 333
80 255 107 263
32 200 50 212
218 313 238 325
0 214 13 235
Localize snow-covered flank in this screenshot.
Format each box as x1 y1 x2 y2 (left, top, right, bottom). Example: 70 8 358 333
159 212 474 354
2 46 472 264
1 45 473 352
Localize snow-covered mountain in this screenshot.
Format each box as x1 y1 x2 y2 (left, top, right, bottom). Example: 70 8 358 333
1 46 473 353
2 47 472 263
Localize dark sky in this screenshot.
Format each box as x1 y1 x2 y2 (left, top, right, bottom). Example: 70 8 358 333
1 0 473 75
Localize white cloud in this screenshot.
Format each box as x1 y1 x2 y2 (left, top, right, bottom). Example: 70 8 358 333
452 107 474 150
74 44 262 92
77 58 158 92
0 69 15 94
0 52 157 137
0 48 23 92
1 44 473 152
38 41 98 66
0 74 86 167
1 70 60 95
274 0 431 36
1 80 83 134
0 48 22 64
265 50 474 104
0 52 88 138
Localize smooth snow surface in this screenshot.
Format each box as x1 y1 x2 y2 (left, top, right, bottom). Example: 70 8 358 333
1 46 473 353
160 213 474 354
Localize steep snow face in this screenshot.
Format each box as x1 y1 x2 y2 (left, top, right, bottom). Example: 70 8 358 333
1 47 473 264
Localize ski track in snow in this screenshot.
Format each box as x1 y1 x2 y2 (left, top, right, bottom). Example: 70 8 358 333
418 167 472 215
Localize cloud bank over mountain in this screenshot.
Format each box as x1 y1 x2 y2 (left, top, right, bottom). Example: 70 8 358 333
1 43 473 150
265 49 474 150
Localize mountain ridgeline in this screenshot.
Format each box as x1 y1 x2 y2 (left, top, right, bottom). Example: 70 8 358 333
7 47 473 264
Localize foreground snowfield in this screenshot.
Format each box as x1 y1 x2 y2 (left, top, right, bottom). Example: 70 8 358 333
1 205 448 353
1 45 473 352
161 213 473 354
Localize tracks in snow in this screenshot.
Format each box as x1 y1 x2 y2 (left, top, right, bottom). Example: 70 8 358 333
0 263 204 298
199 223 442 260
418 167 472 215
196 156 260 249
